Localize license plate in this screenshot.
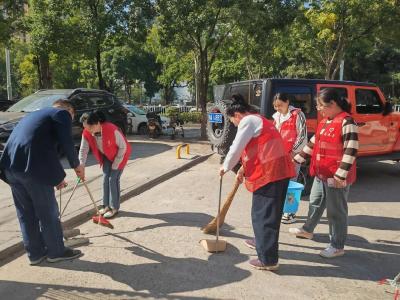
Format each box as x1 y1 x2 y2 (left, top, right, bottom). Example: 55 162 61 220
208 113 223 123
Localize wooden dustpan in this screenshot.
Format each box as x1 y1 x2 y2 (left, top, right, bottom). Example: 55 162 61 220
200 238 226 252
200 176 227 253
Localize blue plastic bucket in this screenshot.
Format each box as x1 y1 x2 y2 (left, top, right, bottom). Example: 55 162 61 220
283 181 304 214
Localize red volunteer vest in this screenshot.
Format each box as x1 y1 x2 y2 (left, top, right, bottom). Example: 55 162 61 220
310 112 356 184
82 122 131 170
274 109 300 154
241 115 295 192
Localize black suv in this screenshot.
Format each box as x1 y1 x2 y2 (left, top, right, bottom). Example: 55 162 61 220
0 89 128 152
0 99 16 111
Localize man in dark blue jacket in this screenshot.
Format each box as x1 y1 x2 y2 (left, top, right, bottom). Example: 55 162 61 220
0 100 85 265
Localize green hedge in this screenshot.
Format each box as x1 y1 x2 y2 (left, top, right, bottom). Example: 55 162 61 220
163 106 202 123
180 112 202 123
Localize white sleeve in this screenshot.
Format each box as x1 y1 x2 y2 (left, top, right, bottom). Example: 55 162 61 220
78 136 90 166
111 131 128 170
222 115 262 172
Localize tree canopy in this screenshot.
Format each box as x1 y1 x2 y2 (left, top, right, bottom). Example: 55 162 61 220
0 0 399 108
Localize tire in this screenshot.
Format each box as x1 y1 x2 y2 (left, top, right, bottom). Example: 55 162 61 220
138 124 148 135
207 101 237 151
116 122 127 135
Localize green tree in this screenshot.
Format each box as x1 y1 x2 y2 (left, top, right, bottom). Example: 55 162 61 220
72 0 154 90
281 0 398 80
146 25 192 104
25 0 82 88
102 44 160 100
157 0 243 138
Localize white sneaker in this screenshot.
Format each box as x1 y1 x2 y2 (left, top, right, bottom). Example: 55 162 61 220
99 207 110 215
281 213 297 224
288 227 313 239
319 245 345 258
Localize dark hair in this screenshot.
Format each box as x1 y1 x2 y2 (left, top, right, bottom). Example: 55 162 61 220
226 93 252 116
52 99 75 112
80 111 107 125
273 93 290 103
317 88 351 113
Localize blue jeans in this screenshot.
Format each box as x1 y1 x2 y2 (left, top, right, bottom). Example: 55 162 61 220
4 169 65 261
252 178 290 265
102 158 123 210
302 177 350 249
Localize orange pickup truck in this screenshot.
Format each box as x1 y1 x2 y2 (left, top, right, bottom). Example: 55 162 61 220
208 79 400 191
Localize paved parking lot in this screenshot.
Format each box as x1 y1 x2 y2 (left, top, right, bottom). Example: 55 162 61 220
0 152 398 299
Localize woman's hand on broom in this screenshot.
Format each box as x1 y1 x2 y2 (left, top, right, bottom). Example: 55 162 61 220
56 180 68 190
219 166 226 177
74 164 85 182
236 166 244 184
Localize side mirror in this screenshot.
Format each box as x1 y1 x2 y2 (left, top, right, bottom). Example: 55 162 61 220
127 112 135 117
383 102 392 116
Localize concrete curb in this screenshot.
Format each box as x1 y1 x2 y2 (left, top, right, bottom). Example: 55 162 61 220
0 153 213 263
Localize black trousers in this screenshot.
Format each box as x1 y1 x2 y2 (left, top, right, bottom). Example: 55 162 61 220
251 178 290 265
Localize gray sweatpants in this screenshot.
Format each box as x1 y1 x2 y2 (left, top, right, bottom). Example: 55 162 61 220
302 177 350 249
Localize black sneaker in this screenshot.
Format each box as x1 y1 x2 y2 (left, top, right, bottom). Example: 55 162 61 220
281 213 297 224
29 255 47 266
47 248 82 263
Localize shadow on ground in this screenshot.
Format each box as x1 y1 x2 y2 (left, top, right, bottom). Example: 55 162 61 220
45 234 251 297
295 214 400 231
277 242 399 281
346 162 400 203
85 211 251 241
0 280 216 300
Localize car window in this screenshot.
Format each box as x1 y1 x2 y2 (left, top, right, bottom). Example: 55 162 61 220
272 85 315 118
226 84 250 102
6 93 67 112
355 89 383 114
70 95 92 111
71 94 113 111
222 82 261 111
88 94 113 108
251 83 262 111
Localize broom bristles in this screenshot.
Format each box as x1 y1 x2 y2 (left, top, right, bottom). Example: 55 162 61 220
202 179 240 234
92 215 114 229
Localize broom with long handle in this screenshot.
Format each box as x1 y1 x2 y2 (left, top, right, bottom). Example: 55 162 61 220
202 178 240 234
81 180 114 229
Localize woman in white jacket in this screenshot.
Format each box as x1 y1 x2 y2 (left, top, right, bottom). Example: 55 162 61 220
272 93 307 224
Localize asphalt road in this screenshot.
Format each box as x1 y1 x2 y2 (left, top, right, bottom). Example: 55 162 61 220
0 154 398 299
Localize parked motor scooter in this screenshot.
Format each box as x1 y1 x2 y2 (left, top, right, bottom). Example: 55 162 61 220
146 111 163 138
169 114 185 140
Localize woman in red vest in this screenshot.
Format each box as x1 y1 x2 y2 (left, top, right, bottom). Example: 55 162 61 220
272 93 307 224
220 94 295 271
290 88 358 258
78 111 132 218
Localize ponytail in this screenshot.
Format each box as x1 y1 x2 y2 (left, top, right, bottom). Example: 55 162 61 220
317 88 352 113
337 96 351 113
227 93 252 116
80 110 107 125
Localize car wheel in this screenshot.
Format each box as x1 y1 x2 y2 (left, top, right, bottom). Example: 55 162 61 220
116 122 127 135
207 101 237 153
138 124 148 135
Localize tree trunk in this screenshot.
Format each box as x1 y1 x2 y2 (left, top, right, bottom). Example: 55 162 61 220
38 54 52 89
198 51 209 140
96 47 105 90
164 86 174 104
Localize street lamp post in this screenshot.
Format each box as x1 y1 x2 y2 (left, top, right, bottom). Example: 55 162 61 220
5 48 12 100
